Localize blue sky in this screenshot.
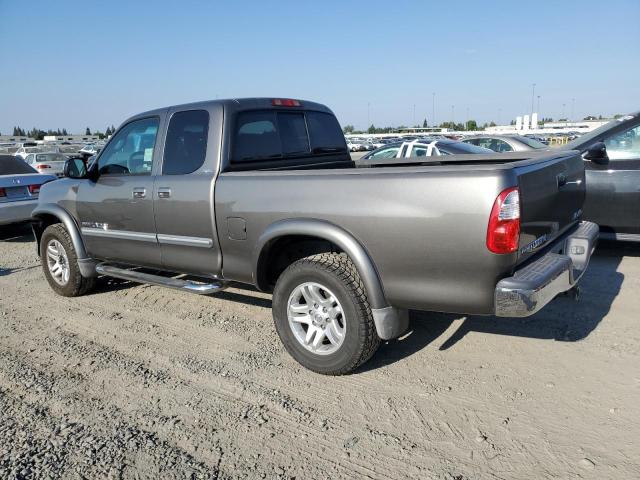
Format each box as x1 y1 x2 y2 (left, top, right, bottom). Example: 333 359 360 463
1 0 639 133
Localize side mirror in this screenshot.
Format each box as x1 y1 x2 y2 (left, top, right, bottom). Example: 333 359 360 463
63 157 88 178
583 142 609 165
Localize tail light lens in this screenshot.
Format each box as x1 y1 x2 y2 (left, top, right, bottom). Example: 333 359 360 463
0 187 5 197
36 164 51 169
487 187 520 254
28 184 42 195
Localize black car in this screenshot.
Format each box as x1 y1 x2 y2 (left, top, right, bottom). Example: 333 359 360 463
565 112 640 241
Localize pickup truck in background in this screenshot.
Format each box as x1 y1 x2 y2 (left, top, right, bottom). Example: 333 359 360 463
565 111 640 241
32 98 598 374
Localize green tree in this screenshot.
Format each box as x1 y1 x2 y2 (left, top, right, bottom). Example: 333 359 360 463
85 127 92 135
489 121 497 127
367 124 376 134
465 120 478 131
422 118 428 128
342 124 354 134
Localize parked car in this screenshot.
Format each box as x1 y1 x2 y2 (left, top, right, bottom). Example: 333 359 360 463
564 111 640 241
361 139 492 160
79 144 103 157
32 98 597 374
13 146 45 160
0 155 56 226
24 152 68 177
463 135 548 152
346 139 365 152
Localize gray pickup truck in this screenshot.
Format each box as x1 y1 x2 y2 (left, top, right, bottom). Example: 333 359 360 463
32 98 598 374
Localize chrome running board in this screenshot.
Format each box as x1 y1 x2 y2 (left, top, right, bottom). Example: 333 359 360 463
95 263 227 295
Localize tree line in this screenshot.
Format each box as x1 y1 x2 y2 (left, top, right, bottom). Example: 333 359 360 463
344 113 619 134
6 125 116 140
343 118 495 134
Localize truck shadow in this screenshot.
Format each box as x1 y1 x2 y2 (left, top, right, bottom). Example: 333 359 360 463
362 241 632 371
0 223 34 243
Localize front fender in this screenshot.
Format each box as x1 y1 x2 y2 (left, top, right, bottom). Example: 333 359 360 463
32 204 97 278
32 203 87 259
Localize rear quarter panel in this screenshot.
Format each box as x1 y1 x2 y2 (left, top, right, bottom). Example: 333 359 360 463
215 166 518 314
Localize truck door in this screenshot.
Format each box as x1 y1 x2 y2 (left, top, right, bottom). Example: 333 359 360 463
583 122 640 236
154 108 223 276
76 116 162 267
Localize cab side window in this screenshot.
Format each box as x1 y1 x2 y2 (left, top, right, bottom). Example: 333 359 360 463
98 117 159 175
605 125 640 160
163 110 209 175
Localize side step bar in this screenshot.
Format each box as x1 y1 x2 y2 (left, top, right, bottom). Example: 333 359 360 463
95 263 227 295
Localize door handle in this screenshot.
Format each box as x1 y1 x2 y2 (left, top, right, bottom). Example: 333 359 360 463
132 187 146 199
157 187 171 199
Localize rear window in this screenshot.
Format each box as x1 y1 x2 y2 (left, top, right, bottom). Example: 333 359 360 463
36 153 66 162
0 155 37 175
232 110 347 164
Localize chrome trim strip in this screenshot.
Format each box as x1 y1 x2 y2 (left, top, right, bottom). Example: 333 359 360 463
81 227 157 242
157 233 213 248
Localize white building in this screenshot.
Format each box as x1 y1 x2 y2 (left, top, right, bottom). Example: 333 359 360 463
485 113 608 135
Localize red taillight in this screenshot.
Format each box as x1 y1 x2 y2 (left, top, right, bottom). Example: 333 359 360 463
487 187 520 254
0 187 5 197
28 184 42 195
36 164 51 169
271 98 301 107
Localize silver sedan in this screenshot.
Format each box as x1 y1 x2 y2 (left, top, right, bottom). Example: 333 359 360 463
0 155 57 226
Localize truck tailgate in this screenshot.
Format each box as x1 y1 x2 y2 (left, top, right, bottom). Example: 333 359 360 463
515 151 586 263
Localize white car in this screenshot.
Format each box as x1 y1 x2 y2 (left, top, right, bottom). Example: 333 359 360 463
361 139 493 160
24 152 68 177
13 146 45 160
346 139 365 152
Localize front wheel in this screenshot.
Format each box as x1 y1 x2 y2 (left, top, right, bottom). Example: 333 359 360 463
41 223 95 297
272 253 380 375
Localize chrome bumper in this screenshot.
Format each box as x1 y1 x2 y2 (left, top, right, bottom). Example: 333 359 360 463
495 221 598 317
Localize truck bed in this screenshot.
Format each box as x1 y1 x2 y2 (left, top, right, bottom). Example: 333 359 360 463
215 149 586 314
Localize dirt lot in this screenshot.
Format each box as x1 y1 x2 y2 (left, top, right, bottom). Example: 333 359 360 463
1 223 639 479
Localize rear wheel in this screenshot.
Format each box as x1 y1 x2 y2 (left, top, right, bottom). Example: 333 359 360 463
41 223 95 297
272 253 380 375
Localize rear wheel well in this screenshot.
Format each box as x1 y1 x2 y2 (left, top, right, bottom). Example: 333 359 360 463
32 214 62 254
257 235 343 291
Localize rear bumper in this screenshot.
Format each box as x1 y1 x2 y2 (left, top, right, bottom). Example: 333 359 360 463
495 221 598 317
0 199 38 226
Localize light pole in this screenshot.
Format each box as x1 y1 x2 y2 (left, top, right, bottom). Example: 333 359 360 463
413 103 416 126
537 95 541 116
451 105 455 128
571 98 575 122
367 102 370 128
432 92 435 127
466 107 469 130
531 83 536 115
562 103 566 121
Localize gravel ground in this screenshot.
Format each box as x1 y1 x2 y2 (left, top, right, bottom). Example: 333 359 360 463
1 223 639 479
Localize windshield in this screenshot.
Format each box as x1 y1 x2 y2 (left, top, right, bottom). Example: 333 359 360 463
0 155 38 175
566 113 639 150
438 142 493 154
517 136 547 149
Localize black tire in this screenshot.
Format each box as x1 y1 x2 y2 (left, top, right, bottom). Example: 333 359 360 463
40 223 95 297
272 253 380 375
